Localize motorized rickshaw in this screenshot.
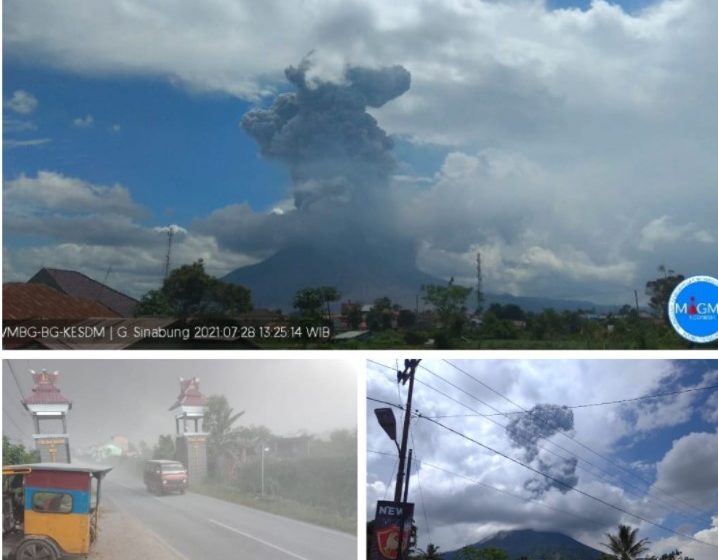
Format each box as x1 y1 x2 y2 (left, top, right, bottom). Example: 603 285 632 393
3 463 112 560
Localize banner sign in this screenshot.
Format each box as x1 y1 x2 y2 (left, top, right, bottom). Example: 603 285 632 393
371 500 414 560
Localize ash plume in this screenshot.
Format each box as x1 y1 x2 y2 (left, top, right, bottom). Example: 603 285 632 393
241 58 410 210
506 404 579 496
200 58 413 261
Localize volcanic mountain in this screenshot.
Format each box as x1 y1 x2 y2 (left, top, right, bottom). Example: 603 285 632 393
223 243 617 313
441 529 604 560
223 242 438 311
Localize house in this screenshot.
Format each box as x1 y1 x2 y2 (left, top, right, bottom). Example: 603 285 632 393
28 267 139 317
3 283 119 321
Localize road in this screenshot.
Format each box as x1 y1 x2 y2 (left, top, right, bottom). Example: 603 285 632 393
102 476 357 560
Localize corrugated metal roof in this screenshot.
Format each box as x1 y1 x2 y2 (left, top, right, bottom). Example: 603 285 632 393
29 268 139 317
3 283 120 321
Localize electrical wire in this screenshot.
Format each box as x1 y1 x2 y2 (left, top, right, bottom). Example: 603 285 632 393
368 449 608 531
416 413 717 548
371 359 712 526
368 395 718 549
425 383 718 419
442 359 712 520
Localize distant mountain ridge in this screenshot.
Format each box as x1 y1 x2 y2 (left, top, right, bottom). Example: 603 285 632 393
441 529 604 560
224 244 618 313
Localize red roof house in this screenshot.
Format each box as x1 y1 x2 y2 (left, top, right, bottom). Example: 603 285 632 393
28 268 138 317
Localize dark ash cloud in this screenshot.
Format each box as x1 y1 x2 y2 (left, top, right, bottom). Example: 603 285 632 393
506 404 578 496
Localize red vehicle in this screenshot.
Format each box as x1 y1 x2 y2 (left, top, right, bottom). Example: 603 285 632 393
143 460 188 495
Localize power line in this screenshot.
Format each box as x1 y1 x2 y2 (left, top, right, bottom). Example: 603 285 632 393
417 413 717 549
408 361 711 525
6 361 26 399
368 449 609 532
3 410 32 442
426 383 718 419
409 425 432 545
443 359 711 520
371 360 712 526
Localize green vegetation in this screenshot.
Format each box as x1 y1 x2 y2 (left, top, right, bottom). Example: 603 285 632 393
136 259 252 317
194 427 356 533
457 547 509 560
152 434 176 460
2 436 39 465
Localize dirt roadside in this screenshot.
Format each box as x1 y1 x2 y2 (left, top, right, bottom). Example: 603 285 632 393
90 502 180 560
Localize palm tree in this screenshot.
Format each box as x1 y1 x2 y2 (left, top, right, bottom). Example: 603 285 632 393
422 543 441 559
203 395 246 481
602 524 650 560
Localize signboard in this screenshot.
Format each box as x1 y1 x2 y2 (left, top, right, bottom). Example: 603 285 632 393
371 500 414 560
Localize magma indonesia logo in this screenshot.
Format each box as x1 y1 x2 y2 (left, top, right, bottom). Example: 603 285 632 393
668 275 718 343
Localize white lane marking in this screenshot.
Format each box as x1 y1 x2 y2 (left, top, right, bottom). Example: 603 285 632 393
209 519 311 560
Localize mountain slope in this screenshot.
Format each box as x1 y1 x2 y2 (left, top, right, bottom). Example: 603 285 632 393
441 529 604 560
224 244 617 313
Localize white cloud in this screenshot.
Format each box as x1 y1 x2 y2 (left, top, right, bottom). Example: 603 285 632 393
4 171 145 218
73 114 94 127
368 360 717 555
3 0 717 301
652 515 718 560
3 172 259 297
6 90 38 114
651 430 718 510
703 393 718 424
638 216 715 251
3 138 51 149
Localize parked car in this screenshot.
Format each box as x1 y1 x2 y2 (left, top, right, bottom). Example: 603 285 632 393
143 460 188 495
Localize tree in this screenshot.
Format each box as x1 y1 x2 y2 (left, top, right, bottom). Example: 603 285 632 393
397 309 417 329
422 278 473 337
152 435 176 460
419 543 441 559
293 286 341 321
136 259 252 318
458 546 509 560
366 297 394 331
2 436 39 465
344 303 363 330
645 268 684 322
602 524 650 560
203 395 245 480
646 550 694 560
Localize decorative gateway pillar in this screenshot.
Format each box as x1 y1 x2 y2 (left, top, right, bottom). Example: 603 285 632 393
22 370 72 463
169 377 208 482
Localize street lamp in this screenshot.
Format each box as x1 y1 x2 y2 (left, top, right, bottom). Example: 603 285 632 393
260 442 271 498
374 408 399 452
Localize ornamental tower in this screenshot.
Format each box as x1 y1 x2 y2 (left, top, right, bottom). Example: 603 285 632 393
169 377 208 481
22 370 72 463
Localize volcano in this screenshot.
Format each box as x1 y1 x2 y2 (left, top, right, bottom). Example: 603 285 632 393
223 242 438 311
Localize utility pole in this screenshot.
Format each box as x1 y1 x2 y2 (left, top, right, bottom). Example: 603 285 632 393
476 252 484 313
634 289 640 314
394 359 420 560
164 227 175 279
394 359 420 503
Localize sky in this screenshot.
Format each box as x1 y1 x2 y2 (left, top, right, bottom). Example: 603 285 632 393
3 0 717 304
2 359 358 449
367 359 718 559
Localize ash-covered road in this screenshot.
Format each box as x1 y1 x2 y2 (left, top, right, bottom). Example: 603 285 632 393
102 477 357 560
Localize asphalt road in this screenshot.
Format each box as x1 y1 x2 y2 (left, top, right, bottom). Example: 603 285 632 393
103 476 357 560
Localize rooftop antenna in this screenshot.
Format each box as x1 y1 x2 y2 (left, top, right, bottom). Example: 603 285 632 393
476 251 484 313
103 265 112 285
164 226 175 279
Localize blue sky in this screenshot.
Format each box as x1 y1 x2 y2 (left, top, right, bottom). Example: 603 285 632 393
3 62 289 225
367 359 718 559
3 0 715 304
